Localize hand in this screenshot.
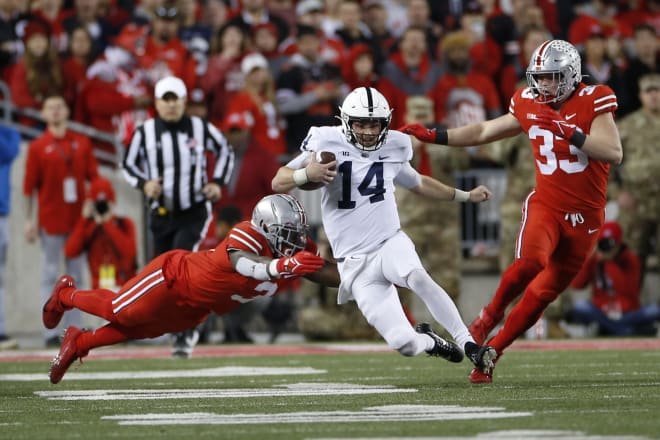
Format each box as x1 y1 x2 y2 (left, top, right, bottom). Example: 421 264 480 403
535 107 577 140
202 183 221 202
24 220 38 243
468 185 492 202
398 123 438 143
305 152 337 185
143 178 162 199
276 251 324 278
82 200 95 218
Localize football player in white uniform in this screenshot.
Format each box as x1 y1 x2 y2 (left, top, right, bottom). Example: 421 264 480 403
272 86 497 373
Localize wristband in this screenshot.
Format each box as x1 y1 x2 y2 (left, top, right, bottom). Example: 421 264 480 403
292 168 309 186
267 259 280 278
435 129 448 145
453 188 470 202
570 131 586 149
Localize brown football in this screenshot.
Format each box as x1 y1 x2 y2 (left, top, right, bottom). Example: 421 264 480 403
299 151 336 191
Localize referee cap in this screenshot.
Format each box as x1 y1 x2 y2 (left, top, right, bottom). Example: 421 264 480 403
155 76 187 99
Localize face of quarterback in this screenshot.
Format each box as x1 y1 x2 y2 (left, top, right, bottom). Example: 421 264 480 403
350 120 382 148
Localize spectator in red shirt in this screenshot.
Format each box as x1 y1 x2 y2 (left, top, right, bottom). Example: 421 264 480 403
9 18 64 119
23 95 99 346
378 26 443 130
64 176 137 291
201 23 250 125
138 3 198 91
568 221 660 336
226 53 287 158
430 31 502 131
74 24 153 163
61 25 95 115
215 111 280 219
341 43 379 90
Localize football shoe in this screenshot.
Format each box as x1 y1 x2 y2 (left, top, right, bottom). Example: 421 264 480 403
415 322 464 362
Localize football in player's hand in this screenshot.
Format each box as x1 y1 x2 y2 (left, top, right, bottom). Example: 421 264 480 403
299 151 336 191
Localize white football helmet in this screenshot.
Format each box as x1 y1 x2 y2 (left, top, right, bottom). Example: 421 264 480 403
251 194 309 257
526 39 582 104
339 87 392 151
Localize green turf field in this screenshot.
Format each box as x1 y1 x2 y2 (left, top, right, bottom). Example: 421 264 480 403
1 342 659 439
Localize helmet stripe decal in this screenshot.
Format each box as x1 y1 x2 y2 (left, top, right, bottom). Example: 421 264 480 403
366 87 374 114
535 40 553 67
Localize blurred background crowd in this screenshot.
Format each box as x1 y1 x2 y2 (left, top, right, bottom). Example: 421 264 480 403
0 0 658 347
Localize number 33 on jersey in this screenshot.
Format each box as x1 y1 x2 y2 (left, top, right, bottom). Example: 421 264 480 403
510 83 618 212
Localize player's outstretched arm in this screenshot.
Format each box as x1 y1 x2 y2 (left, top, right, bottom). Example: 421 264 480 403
399 114 521 147
410 176 492 203
230 250 325 281
303 261 341 287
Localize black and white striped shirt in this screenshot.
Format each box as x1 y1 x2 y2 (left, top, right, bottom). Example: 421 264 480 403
122 116 234 212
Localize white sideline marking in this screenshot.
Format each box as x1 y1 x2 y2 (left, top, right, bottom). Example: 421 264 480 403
1 366 324 382
309 431 650 440
36 383 416 401
102 404 532 425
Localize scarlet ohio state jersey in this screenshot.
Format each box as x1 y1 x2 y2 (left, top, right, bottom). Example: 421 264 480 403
509 83 618 212
167 221 317 314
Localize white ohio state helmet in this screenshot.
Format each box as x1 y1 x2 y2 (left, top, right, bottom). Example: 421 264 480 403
339 87 392 151
251 194 309 257
526 39 582 104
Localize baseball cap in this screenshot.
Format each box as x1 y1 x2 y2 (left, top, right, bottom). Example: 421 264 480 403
223 112 254 131
241 53 269 75
296 0 324 16
154 76 187 99
23 19 51 42
639 73 660 92
89 177 115 202
597 221 622 252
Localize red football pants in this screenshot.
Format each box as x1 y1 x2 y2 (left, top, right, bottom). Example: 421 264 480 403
61 252 208 352
487 192 604 353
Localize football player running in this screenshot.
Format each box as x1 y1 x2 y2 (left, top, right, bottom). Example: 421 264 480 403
272 86 497 374
400 40 623 383
43 194 338 384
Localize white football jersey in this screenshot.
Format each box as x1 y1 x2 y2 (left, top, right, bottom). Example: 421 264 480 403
289 126 416 259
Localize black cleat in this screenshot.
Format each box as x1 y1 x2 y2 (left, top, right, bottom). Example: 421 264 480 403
415 323 464 363
464 341 497 373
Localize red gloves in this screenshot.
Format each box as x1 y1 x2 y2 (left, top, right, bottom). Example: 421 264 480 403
534 107 577 140
398 123 438 143
276 251 324 278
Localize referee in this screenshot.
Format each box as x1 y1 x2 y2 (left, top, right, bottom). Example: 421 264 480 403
122 76 234 357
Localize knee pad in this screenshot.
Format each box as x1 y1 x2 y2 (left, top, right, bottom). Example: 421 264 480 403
406 268 433 293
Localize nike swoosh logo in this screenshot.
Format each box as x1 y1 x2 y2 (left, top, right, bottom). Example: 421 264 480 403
378 155 390 160
565 113 576 120
588 228 599 234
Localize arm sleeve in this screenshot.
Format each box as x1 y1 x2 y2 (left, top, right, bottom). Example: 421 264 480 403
394 162 422 189
64 219 97 258
121 127 148 189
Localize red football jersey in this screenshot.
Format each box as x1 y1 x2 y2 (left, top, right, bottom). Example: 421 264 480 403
509 83 618 212
166 221 317 315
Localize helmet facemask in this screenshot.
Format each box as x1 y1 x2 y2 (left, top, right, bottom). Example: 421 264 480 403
526 40 581 104
339 87 392 151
